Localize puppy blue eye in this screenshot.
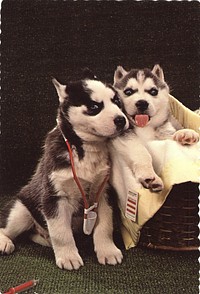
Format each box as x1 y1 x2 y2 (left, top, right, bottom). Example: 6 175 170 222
148 88 158 96
86 102 103 116
111 94 122 108
124 88 137 96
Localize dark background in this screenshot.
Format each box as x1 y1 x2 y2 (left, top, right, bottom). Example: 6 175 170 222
1 1 199 194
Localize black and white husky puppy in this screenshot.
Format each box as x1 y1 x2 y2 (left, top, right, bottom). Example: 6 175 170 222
109 65 199 210
0 72 129 270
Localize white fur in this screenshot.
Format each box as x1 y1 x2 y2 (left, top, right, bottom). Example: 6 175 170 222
109 133 164 209
47 140 123 269
30 233 51 247
93 195 123 265
0 200 34 254
50 141 110 200
110 65 199 213
68 80 129 141
137 70 145 83
46 198 84 270
110 68 169 193
48 81 128 269
117 77 170 136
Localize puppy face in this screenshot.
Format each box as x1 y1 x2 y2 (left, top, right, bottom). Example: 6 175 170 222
53 77 129 141
113 65 170 128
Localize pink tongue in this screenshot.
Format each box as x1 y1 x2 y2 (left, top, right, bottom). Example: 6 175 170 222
134 114 149 127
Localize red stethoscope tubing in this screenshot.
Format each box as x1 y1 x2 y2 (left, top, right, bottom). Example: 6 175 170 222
64 137 109 212
65 139 89 209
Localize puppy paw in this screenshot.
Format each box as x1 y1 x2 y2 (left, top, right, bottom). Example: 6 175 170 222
0 235 15 254
55 251 84 270
173 129 199 145
96 244 123 266
140 174 164 192
149 177 164 192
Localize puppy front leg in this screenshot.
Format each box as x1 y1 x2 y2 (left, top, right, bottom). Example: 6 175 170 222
111 136 163 192
45 197 83 270
93 195 123 265
130 142 164 192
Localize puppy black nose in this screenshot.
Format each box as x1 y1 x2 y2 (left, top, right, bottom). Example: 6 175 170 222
114 116 126 130
136 100 149 112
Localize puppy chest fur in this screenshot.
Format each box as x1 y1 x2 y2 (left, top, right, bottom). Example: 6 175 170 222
50 141 110 206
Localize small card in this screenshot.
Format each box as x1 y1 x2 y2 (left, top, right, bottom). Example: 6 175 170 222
125 190 139 222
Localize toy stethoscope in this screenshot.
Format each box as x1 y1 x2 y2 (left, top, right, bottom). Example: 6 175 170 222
57 120 109 235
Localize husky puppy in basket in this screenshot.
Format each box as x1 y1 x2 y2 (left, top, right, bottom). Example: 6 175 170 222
0 70 129 270
109 65 199 210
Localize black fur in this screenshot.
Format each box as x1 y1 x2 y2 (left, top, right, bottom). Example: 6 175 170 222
81 68 98 81
10 79 101 228
17 121 86 225
0 200 17 228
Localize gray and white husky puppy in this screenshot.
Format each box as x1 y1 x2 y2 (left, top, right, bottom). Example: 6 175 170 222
0 71 129 270
109 65 199 210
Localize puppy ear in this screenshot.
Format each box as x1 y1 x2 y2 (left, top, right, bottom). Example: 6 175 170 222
52 78 67 103
114 66 128 84
151 64 165 82
81 68 98 80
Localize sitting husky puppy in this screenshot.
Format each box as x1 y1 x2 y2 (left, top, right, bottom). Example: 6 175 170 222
109 65 199 208
0 72 129 270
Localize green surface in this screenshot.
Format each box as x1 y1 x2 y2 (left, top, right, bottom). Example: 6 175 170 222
0 236 199 294
1 2 199 293
0 195 199 294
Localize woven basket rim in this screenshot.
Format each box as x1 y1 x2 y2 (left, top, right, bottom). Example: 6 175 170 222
140 242 199 251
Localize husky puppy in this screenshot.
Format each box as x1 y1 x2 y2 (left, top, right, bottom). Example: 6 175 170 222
114 64 199 143
109 65 199 209
0 72 129 270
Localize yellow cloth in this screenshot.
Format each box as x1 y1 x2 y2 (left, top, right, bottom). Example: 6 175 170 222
169 94 200 134
120 95 200 249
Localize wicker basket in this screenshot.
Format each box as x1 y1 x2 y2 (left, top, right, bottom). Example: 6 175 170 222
139 181 199 251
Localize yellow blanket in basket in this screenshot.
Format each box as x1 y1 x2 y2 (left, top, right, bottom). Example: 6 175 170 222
120 95 200 249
